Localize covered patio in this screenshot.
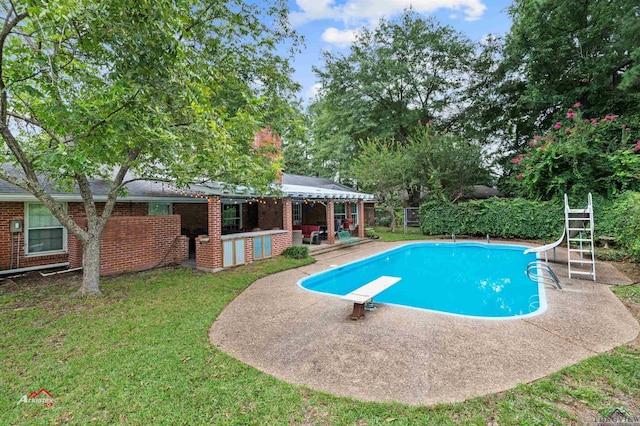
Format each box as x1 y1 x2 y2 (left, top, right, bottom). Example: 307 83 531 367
186 181 374 272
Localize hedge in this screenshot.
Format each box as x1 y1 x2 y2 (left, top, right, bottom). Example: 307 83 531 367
598 191 640 262
419 193 640 262
419 198 564 240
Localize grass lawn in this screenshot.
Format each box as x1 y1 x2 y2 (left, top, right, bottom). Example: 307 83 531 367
372 226 434 242
1 255 639 425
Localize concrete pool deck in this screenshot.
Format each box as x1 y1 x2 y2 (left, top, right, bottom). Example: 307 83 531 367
209 240 639 406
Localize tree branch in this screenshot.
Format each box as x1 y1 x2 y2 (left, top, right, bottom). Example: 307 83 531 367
100 147 143 224
8 111 65 143
76 90 141 141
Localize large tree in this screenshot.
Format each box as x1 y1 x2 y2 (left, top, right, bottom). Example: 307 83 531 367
310 10 477 184
354 125 490 228
495 0 640 153
0 0 300 294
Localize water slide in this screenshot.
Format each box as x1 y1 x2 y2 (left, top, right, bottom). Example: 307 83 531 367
524 229 565 262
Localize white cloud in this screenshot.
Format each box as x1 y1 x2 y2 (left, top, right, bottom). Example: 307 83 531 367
290 0 487 25
321 27 361 48
306 83 323 101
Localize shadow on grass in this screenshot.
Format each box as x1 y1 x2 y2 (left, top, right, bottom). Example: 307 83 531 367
1 256 638 425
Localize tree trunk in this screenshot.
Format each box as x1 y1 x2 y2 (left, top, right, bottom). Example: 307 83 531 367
387 206 397 233
79 236 101 296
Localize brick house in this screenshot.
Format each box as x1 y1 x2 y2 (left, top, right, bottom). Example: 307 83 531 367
0 170 374 277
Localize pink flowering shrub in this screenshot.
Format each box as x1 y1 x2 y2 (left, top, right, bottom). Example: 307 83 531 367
510 105 640 200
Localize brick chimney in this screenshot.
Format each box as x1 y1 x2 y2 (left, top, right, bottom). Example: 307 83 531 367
253 128 282 183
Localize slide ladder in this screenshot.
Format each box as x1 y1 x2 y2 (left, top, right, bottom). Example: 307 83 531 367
565 193 596 281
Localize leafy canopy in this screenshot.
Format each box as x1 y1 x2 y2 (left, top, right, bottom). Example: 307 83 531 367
497 0 640 150
310 10 477 180
0 0 300 192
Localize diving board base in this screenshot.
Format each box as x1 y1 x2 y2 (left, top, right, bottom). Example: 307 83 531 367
350 303 366 320
342 276 401 320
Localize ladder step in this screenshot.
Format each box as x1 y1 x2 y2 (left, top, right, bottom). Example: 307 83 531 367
569 260 594 264
566 208 590 213
567 228 592 231
569 271 594 275
568 238 592 242
569 248 593 252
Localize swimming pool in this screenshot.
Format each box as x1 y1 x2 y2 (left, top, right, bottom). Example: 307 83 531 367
298 242 546 319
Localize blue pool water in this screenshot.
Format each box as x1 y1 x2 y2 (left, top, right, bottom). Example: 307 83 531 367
298 242 546 319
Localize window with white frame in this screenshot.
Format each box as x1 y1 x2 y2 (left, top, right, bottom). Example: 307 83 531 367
334 203 346 220
25 203 67 255
292 202 302 225
149 202 172 216
222 203 242 232
350 203 359 224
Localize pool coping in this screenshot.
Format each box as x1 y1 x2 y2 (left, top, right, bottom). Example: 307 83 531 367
209 240 639 406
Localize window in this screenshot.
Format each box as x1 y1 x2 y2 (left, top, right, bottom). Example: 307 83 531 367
25 203 66 255
292 203 302 225
350 203 359 225
149 202 171 216
334 203 346 220
222 203 242 232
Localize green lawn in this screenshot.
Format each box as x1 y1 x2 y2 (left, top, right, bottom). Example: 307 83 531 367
1 256 638 425
372 226 434 242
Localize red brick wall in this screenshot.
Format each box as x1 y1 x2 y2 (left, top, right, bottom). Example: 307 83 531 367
257 199 284 230
302 202 326 225
173 203 208 234
358 199 365 238
282 198 293 247
68 202 148 218
271 232 290 257
0 202 68 270
326 201 335 244
74 215 188 275
196 197 222 271
0 202 187 274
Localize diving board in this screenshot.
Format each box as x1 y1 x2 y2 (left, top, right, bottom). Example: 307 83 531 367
342 276 401 320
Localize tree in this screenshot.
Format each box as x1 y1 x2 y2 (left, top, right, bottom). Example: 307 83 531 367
498 0 640 151
353 140 405 231
310 10 477 186
354 125 491 230
0 0 300 295
404 126 491 203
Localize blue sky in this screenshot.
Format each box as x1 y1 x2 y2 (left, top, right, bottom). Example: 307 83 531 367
284 0 514 103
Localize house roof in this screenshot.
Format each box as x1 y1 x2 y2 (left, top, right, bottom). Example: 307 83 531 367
0 166 374 202
281 174 357 192
278 173 374 201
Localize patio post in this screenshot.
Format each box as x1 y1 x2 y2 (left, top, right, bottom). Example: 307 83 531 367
326 199 335 245
195 196 222 271
282 197 293 246
358 199 365 238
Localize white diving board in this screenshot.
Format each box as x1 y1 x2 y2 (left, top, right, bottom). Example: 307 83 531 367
342 276 401 320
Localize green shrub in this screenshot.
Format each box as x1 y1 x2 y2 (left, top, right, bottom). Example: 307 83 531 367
599 191 640 262
281 246 309 259
419 197 564 240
